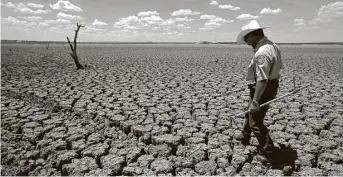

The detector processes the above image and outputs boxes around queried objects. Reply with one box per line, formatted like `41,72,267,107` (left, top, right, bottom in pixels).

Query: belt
248,79,279,89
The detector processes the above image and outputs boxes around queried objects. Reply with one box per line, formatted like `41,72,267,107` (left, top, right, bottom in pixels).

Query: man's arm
249,54,271,112
249,79,268,112
253,79,268,103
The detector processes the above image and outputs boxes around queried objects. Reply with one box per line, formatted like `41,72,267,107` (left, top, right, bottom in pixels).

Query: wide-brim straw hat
236,20,268,44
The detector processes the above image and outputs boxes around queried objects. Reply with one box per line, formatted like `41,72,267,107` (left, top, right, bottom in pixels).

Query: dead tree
67,23,85,70
46,40,51,50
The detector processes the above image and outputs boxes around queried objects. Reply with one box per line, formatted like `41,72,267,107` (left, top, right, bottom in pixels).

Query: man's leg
249,106,275,157
250,80,279,161
237,85,255,145
237,113,251,146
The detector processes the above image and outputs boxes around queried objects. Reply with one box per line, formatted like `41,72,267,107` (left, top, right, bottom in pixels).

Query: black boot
256,146,279,163
236,132,250,146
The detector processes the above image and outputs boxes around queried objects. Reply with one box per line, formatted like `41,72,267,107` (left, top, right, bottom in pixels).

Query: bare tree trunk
67,23,85,70
46,40,51,50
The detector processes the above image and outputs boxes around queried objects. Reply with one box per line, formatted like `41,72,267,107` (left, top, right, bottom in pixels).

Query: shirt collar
253,36,268,53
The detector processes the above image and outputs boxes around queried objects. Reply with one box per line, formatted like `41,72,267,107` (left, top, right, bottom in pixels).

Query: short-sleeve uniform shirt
246,36,283,84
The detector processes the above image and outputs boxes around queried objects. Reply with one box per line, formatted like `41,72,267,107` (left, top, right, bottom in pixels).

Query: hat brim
236,27,268,45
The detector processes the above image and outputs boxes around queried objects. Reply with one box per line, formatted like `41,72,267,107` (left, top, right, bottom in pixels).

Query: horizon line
1,39,343,45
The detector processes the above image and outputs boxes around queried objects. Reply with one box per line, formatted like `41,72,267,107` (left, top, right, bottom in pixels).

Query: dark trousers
242,79,279,156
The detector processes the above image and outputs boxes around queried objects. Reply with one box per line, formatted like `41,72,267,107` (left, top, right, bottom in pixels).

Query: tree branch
66,23,85,70
73,23,84,53
46,40,51,50
66,37,74,51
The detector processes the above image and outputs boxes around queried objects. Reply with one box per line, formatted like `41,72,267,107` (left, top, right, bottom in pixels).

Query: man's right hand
248,100,260,113
245,99,252,111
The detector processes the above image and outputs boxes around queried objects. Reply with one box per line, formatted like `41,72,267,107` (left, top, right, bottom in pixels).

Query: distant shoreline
1,40,343,45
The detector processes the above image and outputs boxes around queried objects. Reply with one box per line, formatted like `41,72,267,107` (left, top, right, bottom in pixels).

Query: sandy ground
1,43,343,176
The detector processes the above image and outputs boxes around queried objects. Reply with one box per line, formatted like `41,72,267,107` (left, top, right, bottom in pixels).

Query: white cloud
113,16,139,29
44,18,71,25
139,15,163,25
57,12,83,21
204,21,222,28
311,1,343,24
17,4,50,14
2,16,37,27
114,16,139,27
200,14,233,23
38,22,50,27
43,23,74,33
260,7,282,14
132,31,139,35
294,18,305,26
120,29,130,33
175,17,195,22
141,23,150,27
27,2,44,8
138,11,160,17
152,26,160,30
199,27,213,31
200,14,233,30
171,9,201,16
50,26,61,31
17,16,43,21
175,23,191,30
163,31,179,35
125,16,139,22
1,2,51,14
92,19,108,26
86,26,106,32
158,17,194,30
124,26,140,30
236,14,259,20
82,26,107,34
219,5,240,11
1,2,16,8
50,0,83,12
160,19,175,26
209,0,218,6
318,1,343,17
213,17,233,23
135,15,163,29
293,19,306,31
200,14,217,20
2,16,26,25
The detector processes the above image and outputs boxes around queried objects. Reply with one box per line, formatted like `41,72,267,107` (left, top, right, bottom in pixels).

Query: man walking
236,20,283,162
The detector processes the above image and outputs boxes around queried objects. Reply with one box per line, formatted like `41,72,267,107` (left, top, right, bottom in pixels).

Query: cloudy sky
1,0,343,42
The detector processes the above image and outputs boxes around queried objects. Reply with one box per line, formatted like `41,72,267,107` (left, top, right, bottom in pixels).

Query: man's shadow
265,143,298,175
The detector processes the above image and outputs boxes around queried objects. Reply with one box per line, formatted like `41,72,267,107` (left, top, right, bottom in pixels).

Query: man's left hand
249,100,260,113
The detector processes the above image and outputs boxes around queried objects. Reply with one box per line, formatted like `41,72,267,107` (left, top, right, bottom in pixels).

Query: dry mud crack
1,44,343,176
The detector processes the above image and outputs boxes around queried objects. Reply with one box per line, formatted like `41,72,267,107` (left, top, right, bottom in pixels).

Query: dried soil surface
1,44,343,176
